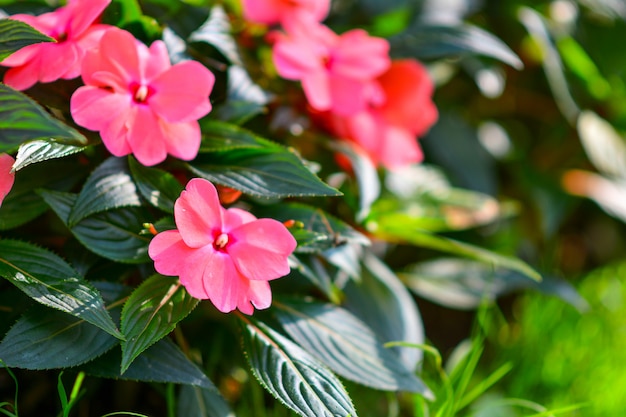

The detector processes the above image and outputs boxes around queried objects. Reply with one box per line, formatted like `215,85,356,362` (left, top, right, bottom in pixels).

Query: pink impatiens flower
0,154,15,208
242,0,330,26
272,20,390,116
70,28,215,166
1,0,112,90
319,60,438,169
148,178,297,314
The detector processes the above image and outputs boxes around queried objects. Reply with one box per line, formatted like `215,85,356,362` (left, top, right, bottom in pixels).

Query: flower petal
174,178,223,248
378,125,423,169
0,154,16,207
3,61,40,91
161,121,201,161
228,218,296,281
71,87,130,131
98,28,141,84
126,105,168,166
67,0,110,37
150,60,214,123
143,40,171,81
223,207,257,231
301,70,331,111
148,229,193,276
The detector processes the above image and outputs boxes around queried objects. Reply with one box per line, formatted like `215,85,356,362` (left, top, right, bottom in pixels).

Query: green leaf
0,84,87,152
188,148,341,198
39,190,152,263
212,65,268,124
0,19,54,61
128,156,183,212
0,239,122,339
189,5,241,65
329,141,380,221
368,218,541,281
81,338,217,390
390,23,523,69
274,299,432,396
343,252,425,370
69,157,142,226
199,120,269,152
241,317,358,417
177,385,235,417
256,203,369,253
577,110,626,180
0,157,86,230
120,275,199,374
399,258,588,312
13,140,86,171
0,282,128,369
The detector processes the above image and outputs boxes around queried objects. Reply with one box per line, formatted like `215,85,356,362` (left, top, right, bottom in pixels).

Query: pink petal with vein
150,61,214,123
228,218,297,281
174,178,223,248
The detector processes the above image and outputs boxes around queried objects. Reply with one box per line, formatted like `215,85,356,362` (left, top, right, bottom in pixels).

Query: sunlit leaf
275,299,432,396
188,148,341,198
120,275,199,374
241,317,357,417
0,240,122,339
577,110,626,180
189,5,241,65
13,140,85,171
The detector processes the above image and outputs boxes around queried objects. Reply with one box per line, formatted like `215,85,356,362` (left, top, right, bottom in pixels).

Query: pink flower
148,178,297,314
70,28,215,166
319,60,438,169
1,0,112,90
242,0,329,26
272,20,390,116
0,154,15,208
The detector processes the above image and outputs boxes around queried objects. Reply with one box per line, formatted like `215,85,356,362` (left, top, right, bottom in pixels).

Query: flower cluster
244,0,438,168
1,0,215,167
0,0,296,314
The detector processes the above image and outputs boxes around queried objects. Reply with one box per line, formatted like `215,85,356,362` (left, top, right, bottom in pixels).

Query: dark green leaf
13,140,86,171
189,5,241,65
188,148,341,198
329,141,380,221
0,282,128,369
177,385,235,417
200,120,268,152
343,252,425,370
390,23,523,69
0,84,87,152
128,156,183,212
242,318,357,417
81,338,217,390
39,190,152,263
212,66,269,124
120,275,199,374
0,18,54,61
0,157,86,230
69,157,142,226
256,203,369,254
0,239,122,339
275,299,432,396
288,255,339,303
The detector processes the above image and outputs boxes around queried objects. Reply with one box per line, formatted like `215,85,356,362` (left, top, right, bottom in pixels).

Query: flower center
214,233,229,250
134,85,150,103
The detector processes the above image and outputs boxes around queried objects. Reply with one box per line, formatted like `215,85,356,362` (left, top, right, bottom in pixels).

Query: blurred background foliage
1,0,626,415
